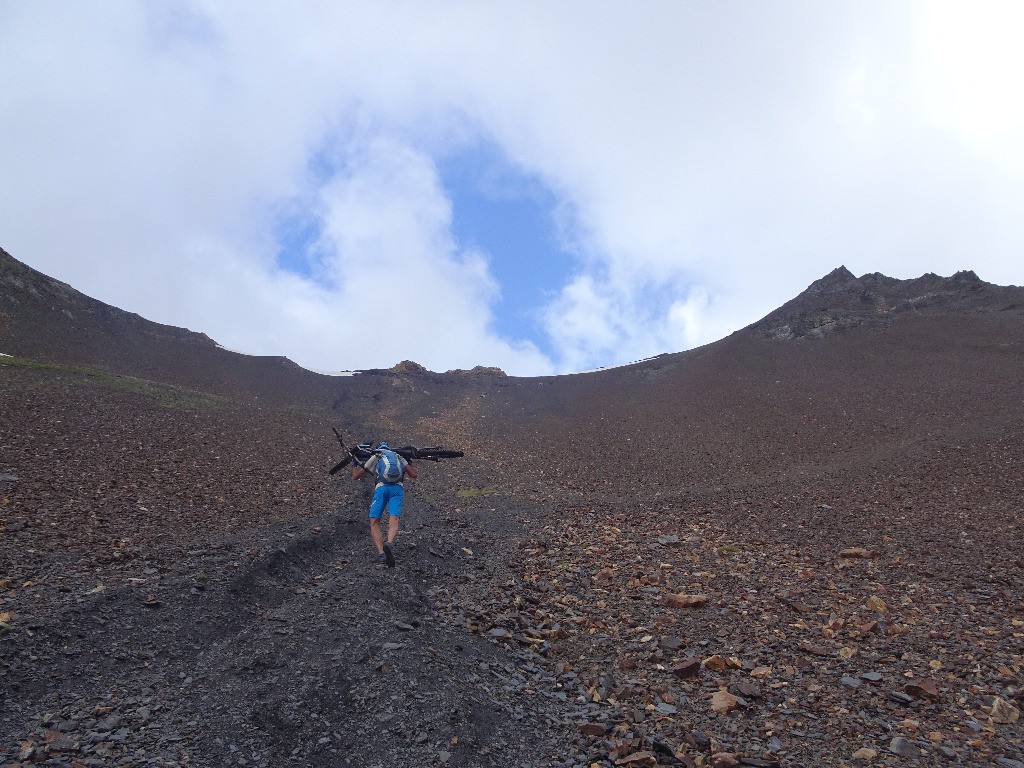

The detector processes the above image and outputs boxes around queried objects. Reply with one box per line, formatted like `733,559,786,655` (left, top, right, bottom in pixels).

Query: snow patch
215,343,252,355
305,368,359,377
577,355,661,375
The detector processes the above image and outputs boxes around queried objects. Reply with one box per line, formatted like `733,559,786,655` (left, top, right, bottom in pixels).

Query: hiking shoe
382,542,395,568
376,552,387,567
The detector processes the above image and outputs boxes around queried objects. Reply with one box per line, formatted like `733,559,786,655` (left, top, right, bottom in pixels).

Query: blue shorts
368,483,404,519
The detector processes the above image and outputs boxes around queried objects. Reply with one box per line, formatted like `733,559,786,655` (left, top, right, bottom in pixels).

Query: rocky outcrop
390,359,429,374
446,365,507,377
751,266,1023,340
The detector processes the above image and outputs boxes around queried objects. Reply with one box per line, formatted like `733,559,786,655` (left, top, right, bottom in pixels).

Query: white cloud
1,2,1022,377
304,134,554,373
544,276,620,373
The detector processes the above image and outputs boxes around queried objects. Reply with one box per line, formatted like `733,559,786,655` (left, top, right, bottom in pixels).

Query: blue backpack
376,449,404,484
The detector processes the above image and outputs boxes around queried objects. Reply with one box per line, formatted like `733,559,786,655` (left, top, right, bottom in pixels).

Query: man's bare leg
370,518,385,554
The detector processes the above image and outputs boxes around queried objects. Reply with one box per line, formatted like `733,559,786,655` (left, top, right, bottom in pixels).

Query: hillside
1,247,1022,767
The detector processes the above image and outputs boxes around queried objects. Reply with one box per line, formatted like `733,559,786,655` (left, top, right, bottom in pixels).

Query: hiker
352,442,417,567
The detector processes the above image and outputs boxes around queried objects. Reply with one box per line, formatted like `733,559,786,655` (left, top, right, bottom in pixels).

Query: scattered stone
689,731,711,750
840,547,876,558
652,740,676,758
888,691,916,705
615,751,657,766
710,753,740,768
989,697,1021,725
861,671,883,683
855,619,878,635
579,723,606,737
711,690,739,714
889,737,922,758
904,678,940,701
797,640,830,657
841,676,862,689
703,654,728,671
672,657,702,679
731,680,761,699
866,595,888,613
659,635,683,651
666,593,709,609
852,747,877,761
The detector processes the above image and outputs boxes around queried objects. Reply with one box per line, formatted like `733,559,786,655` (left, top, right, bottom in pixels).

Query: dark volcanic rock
446,365,507,377
3,249,1024,766
751,265,1024,339
391,359,429,374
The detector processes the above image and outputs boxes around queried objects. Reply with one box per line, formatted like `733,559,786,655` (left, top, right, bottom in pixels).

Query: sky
1,2,1023,376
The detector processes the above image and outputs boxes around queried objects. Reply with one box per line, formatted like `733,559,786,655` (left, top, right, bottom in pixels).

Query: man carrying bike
352,442,417,567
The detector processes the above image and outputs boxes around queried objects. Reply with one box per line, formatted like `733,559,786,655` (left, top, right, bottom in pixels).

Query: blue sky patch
439,142,575,355
272,138,576,359
274,206,322,280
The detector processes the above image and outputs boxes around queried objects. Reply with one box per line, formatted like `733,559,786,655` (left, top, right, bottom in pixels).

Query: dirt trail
0,361,567,766
2,472,570,766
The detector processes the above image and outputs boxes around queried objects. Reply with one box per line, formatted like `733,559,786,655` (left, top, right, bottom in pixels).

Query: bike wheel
328,455,353,475
417,448,464,459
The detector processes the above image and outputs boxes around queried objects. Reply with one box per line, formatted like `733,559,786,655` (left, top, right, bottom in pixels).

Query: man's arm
400,455,417,481
352,455,376,480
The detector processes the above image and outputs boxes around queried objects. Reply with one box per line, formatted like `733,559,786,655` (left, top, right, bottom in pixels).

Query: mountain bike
328,428,464,475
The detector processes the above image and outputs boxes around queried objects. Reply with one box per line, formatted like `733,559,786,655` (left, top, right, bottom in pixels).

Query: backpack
376,449,404,484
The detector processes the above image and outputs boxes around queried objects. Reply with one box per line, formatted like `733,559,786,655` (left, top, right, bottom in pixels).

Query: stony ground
0,359,567,767
2,321,1023,768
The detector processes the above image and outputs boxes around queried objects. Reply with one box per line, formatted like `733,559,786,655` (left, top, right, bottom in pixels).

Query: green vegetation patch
456,486,498,499
0,354,224,411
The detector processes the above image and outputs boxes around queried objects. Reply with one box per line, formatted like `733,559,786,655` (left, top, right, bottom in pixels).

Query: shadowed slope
3,249,1023,765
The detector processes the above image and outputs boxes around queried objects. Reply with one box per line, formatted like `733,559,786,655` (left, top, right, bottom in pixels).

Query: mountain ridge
750,264,1022,341
2,244,1022,765
4,245,1021,382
